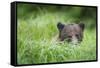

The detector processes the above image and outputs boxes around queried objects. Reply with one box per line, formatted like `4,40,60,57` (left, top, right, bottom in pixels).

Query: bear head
57,22,85,45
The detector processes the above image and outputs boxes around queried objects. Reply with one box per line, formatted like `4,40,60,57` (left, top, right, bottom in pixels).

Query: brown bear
57,22,85,45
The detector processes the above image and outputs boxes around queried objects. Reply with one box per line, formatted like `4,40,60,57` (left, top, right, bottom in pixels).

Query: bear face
57,22,85,44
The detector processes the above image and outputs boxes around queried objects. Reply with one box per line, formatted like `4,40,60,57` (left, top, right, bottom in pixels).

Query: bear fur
57,22,85,44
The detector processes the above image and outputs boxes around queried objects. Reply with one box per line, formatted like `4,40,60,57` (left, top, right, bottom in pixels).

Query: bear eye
76,34,79,37
68,36,72,38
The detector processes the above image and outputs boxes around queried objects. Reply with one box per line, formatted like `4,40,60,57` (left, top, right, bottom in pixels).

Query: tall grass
17,4,96,65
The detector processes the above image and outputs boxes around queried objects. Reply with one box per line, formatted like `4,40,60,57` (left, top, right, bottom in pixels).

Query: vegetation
17,3,97,64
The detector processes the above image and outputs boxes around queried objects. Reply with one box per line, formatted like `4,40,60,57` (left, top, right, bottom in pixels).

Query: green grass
17,6,96,65
17,20,96,65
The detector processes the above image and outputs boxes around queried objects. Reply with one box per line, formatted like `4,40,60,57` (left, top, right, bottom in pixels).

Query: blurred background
17,3,97,29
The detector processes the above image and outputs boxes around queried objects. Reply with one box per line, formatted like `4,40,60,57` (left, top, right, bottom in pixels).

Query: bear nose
71,36,78,45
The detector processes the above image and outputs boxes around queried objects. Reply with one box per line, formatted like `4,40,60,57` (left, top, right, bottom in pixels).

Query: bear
57,22,85,45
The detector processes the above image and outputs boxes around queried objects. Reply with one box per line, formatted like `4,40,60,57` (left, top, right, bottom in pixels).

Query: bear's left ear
57,22,65,32
79,23,85,31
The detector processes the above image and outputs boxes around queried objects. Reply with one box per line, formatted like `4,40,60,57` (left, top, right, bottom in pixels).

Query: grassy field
17,4,97,65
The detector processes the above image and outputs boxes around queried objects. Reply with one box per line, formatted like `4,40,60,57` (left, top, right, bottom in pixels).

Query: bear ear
57,22,65,31
79,23,85,31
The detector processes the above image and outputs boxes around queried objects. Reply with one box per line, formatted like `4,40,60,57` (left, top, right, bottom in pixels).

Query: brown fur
57,22,85,44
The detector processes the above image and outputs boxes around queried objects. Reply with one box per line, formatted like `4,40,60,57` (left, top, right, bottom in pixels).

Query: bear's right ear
79,23,85,31
57,22,65,32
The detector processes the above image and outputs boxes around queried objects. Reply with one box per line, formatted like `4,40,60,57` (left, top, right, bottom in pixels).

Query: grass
17,5,97,65
17,20,96,64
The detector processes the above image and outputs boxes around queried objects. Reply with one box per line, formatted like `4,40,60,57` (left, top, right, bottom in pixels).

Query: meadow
17,3,97,64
